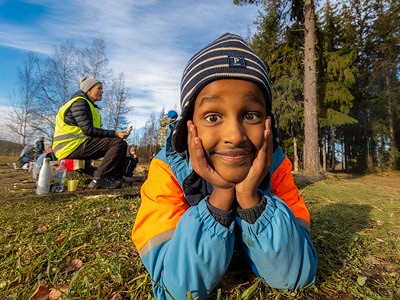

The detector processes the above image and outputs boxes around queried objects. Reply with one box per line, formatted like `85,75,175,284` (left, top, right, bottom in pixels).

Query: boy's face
193,79,267,183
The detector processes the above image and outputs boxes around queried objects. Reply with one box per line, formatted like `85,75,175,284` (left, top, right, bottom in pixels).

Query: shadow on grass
311,203,373,283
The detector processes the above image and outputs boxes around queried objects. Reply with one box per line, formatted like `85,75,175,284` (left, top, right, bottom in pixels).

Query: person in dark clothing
123,145,139,181
35,136,45,156
52,77,130,189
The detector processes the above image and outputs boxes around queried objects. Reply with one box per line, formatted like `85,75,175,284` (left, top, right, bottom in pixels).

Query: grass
0,155,399,299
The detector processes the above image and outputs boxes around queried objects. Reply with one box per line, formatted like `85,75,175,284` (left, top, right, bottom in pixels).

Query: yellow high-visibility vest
52,96,101,159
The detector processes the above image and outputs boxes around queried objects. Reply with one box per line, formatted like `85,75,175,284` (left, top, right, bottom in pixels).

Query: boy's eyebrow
243,93,266,106
198,95,220,106
198,93,266,107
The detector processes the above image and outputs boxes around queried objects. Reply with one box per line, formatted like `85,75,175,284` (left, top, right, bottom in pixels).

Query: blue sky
0,0,261,137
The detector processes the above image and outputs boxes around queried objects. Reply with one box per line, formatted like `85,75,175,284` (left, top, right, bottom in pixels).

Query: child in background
123,145,139,182
132,33,318,299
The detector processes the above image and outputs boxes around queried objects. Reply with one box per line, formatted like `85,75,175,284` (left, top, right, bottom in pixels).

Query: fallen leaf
110,293,122,300
376,220,385,226
357,275,367,286
30,280,50,300
129,203,135,211
69,258,83,271
36,226,48,233
60,258,83,274
49,288,61,300
48,285,68,299
54,234,67,246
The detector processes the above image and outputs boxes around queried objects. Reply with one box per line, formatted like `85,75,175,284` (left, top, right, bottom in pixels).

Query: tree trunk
386,76,397,169
293,136,299,172
322,133,327,171
366,108,374,171
331,127,335,170
303,0,321,176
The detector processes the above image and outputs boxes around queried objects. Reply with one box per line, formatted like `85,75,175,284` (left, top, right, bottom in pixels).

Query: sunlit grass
0,159,399,299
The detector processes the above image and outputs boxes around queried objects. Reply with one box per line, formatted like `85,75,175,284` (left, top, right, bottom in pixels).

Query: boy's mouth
211,149,253,164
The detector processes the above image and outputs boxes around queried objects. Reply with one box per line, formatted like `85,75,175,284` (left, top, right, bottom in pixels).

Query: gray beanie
171,32,274,154
80,77,101,93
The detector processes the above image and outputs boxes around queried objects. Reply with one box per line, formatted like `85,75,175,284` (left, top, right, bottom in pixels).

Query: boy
132,33,318,299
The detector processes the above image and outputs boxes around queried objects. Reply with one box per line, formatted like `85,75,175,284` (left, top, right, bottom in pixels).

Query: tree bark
366,108,374,171
293,136,299,172
386,75,397,169
303,0,321,176
331,127,335,170
322,133,327,171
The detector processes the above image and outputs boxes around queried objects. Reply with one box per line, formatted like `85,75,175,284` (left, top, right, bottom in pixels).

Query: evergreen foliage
235,0,399,172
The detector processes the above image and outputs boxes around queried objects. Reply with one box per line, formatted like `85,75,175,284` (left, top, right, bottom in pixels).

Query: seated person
123,145,139,182
35,136,45,157
17,145,35,169
52,77,130,189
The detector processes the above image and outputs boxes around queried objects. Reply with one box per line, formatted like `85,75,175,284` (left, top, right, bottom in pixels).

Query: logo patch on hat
228,56,246,68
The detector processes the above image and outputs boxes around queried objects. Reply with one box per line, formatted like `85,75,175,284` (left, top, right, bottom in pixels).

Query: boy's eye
204,114,221,123
244,112,261,121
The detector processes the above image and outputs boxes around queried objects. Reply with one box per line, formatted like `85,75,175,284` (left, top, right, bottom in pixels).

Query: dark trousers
68,137,127,180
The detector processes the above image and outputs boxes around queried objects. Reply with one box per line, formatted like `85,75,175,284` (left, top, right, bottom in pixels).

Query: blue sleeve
235,194,318,290
141,199,235,299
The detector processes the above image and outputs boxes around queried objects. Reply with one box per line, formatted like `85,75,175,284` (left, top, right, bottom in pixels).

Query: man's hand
115,130,130,139
187,121,235,211
235,117,273,209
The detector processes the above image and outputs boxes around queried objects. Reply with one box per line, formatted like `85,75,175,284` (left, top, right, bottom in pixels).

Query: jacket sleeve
132,158,235,299
235,153,317,290
67,99,115,137
236,194,317,290
271,156,311,230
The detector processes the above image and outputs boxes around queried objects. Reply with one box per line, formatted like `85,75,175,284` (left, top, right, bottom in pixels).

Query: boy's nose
223,120,247,146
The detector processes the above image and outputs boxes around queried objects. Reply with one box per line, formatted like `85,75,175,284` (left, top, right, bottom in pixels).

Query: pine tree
235,0,321,175
318,0,358,171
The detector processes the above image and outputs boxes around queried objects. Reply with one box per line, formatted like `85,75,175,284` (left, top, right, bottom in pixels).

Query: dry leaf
129,203,135,211
30,280,50,300
57,285,68,293
376,220,385,225
110,293,122,300
69,258,83,271
54,234,67,246
49,288,61,300
60,258,83,274
36,226,48,233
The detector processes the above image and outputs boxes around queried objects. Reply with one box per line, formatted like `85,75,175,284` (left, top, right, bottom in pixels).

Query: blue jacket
132,124,318,299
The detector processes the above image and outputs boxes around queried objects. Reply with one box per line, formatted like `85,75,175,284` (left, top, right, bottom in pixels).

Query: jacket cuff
237,196,267,224
206,199,234,228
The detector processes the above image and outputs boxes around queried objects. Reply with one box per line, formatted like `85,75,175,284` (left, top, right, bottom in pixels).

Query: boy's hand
235,117,273,209
187,121,235,211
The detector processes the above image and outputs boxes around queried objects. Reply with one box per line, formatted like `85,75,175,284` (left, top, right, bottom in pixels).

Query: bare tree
31,40,79,141
7,53,43,145
102,72,131,130
79,36,111,81
137,113,159,161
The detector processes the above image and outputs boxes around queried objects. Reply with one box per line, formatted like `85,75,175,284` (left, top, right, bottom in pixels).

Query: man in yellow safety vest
53,77,130,189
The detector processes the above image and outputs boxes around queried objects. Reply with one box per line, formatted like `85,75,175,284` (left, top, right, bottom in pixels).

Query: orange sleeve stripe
271,157,310,224
132,158,189,251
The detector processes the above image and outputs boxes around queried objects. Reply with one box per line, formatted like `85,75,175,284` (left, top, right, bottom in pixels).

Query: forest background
1,0,398,175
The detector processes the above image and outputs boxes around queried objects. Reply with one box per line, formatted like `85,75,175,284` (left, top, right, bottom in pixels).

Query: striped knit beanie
172,32,274,154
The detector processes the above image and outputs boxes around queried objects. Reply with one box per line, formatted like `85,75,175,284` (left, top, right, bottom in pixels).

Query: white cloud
0,0,260,129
